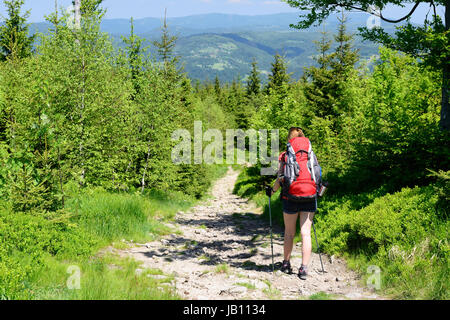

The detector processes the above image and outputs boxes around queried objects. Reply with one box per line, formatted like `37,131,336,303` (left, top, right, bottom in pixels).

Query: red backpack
280,137,322,202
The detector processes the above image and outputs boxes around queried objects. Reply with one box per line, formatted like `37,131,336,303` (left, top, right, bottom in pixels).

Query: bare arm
269,161,283,196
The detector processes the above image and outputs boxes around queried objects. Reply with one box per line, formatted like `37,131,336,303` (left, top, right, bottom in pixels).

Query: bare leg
283,212,299,261
299,211,315,266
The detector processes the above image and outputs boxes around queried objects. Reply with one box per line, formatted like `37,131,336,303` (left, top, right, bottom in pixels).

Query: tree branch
379,1,421,23
332,1,422,24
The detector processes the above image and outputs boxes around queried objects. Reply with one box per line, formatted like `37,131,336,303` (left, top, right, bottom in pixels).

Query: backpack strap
308,141,317,184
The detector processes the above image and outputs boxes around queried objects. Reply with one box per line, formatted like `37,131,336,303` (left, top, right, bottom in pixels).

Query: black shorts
282,199,317,214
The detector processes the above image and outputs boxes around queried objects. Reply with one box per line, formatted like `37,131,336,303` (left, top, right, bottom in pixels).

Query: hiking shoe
298,266,308,280
280,260,292,274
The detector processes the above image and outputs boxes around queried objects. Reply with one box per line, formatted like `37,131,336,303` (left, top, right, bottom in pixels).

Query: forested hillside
28,12,388,82
0,0,448,300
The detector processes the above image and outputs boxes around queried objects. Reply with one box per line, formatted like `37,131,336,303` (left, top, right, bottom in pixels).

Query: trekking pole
313,196,325,273
268,194,275,274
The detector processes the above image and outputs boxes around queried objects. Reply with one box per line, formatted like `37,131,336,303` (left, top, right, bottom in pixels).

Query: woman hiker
266,127,321,280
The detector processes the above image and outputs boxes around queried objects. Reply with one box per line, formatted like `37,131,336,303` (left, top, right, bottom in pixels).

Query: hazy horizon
0,0,445,24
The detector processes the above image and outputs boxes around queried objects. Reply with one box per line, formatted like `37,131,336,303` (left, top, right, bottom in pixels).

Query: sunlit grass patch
215,263,230,274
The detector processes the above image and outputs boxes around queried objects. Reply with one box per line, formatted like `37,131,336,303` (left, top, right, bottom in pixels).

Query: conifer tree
265,53,290,96
122,17,145,99
214,75,221,96
153,8,179,74
302,29,335,120
303,16,360,130
330,11,360,120
0,0,35,61
331,11,359,79
246,59,261,97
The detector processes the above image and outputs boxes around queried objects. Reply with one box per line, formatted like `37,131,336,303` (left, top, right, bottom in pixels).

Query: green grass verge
0,164,231,300
308,292,335,300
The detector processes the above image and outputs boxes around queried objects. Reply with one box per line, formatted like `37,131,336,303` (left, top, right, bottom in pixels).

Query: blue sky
0,0,445,23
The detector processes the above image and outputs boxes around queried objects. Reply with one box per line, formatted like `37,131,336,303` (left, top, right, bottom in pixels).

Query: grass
263,281,282,300
251,234,263,242
0,165,232,300
0,188,193,300
235,282,256,290
215,263,231,274
184,240,198,249
66,189,194,245
309,292,335,300
198,254,211,262
31,253,179,300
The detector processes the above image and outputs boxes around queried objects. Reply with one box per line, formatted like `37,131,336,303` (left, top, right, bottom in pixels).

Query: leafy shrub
428,169,450,219
316,185,448,299
0,240,31,300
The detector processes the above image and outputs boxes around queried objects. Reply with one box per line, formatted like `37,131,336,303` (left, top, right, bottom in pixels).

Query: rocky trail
118,168,382,300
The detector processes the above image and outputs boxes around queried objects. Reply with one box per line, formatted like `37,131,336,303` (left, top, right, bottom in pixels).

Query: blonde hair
288,127,305,141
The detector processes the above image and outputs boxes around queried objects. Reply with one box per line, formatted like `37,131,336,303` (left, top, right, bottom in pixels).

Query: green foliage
309,291,334,300
121,18,146,99
153,10,179,67
0,1,234,300
342,48,444,191
0,185,195,300
235,166,449,299
316,186,449,299
302,16,360,130
246,59,261,97
358,14,449,71
235,17,448,299
0,0,35,61
68,191,167,243
265,53,291,97
428,169,450,219
285,0,449,131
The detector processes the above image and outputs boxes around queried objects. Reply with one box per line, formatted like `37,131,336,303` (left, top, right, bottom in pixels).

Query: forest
0,0,448,300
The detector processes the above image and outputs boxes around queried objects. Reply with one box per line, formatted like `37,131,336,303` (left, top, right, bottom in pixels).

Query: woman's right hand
265,186,274,197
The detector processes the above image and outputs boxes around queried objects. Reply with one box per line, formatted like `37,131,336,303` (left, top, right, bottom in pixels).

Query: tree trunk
441,2,450,131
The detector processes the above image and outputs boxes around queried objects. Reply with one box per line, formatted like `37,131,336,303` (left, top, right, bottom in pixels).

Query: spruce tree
0,0,35,61
331,11,359,79
153,8,179,75
122,17,145,99
302,30,335,120
246,59,261,97
303,16,360,130
214,75,221,96
265,53,290,96
330,11,360,121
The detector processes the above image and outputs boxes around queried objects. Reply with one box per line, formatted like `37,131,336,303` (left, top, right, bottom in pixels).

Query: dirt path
119,167,381,300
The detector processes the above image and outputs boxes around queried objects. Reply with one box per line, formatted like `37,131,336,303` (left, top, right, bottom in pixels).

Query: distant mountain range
28,12,400,83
